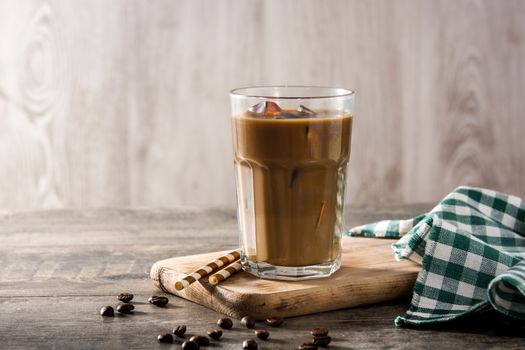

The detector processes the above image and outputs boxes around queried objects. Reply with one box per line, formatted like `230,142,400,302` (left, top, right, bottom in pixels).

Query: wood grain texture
0,207,524,349
151,238,420,319
0,0,524,209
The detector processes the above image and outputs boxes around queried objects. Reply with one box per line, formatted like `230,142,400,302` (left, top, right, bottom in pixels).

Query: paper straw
208,261,242,285
174,250,240,290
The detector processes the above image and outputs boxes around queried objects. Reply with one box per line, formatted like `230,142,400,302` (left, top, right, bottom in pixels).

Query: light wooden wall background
0,0,524,209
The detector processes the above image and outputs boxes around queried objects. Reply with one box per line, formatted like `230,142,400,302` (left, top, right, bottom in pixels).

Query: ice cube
297,105,317,116
248,101,282,117
276,105,317,119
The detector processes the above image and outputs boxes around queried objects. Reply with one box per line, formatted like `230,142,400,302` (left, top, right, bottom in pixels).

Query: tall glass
230,86,355,280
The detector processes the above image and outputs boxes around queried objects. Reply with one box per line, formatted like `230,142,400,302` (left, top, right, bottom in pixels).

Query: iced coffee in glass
230,86,354,280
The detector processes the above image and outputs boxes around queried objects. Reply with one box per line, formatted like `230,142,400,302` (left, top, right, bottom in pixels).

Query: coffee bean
99,306,114,317
157,333,173,343
117,292,133,303
313,335,332,347
116,303,134,314
266,317,283,327
241,315,255,329
217,317,233,329
148,295,169,307
182,340,200,350
242,339,258,349
254,329,269,340
189,335,209,346
173,325,187,337
207,329,223,340
299,342,318,350
310,327,329,337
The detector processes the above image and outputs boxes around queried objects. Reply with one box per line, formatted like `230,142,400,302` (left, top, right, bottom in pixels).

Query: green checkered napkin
347,186,525,326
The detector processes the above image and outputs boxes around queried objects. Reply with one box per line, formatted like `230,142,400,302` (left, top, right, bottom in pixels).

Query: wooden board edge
225,271,419,319
150,260,420,319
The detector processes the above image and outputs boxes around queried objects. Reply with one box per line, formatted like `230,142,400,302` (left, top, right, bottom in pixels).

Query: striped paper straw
174,250,240,290
208,261,242,285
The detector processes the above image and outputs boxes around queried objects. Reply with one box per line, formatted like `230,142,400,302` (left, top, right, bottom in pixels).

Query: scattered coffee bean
116,303,134,314
148,295,169,307
310,327,329,337
207,329,223,340
182,340,200,350
173,325,187,337
299,342,318,350
242,338,258,349
99,306,114,317
189,335,209,347
266,317,283,327
117,292,133,303
217,317,233,329
241,315,256,329
313,335,332,347
157,333,173,343
254,329,269,340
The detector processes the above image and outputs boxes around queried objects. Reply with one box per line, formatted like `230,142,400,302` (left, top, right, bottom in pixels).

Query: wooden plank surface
0,0,524,209
0,207,524,349
151,238,420,319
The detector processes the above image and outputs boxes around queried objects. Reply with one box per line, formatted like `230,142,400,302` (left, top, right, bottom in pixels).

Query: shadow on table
401,309,525,337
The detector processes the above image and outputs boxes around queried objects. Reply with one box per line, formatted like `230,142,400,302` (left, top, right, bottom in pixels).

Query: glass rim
230,85,355,100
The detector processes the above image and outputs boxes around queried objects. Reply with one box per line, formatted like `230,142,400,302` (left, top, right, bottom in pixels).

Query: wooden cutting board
150,237,419,319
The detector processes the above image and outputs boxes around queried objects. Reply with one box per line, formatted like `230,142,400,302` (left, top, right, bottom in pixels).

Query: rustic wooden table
1,207,524,349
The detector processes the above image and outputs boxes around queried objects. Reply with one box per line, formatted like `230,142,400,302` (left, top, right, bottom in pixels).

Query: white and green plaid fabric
347,186,525,326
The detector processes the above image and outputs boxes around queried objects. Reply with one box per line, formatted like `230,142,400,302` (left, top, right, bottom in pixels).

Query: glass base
240,255,341,281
